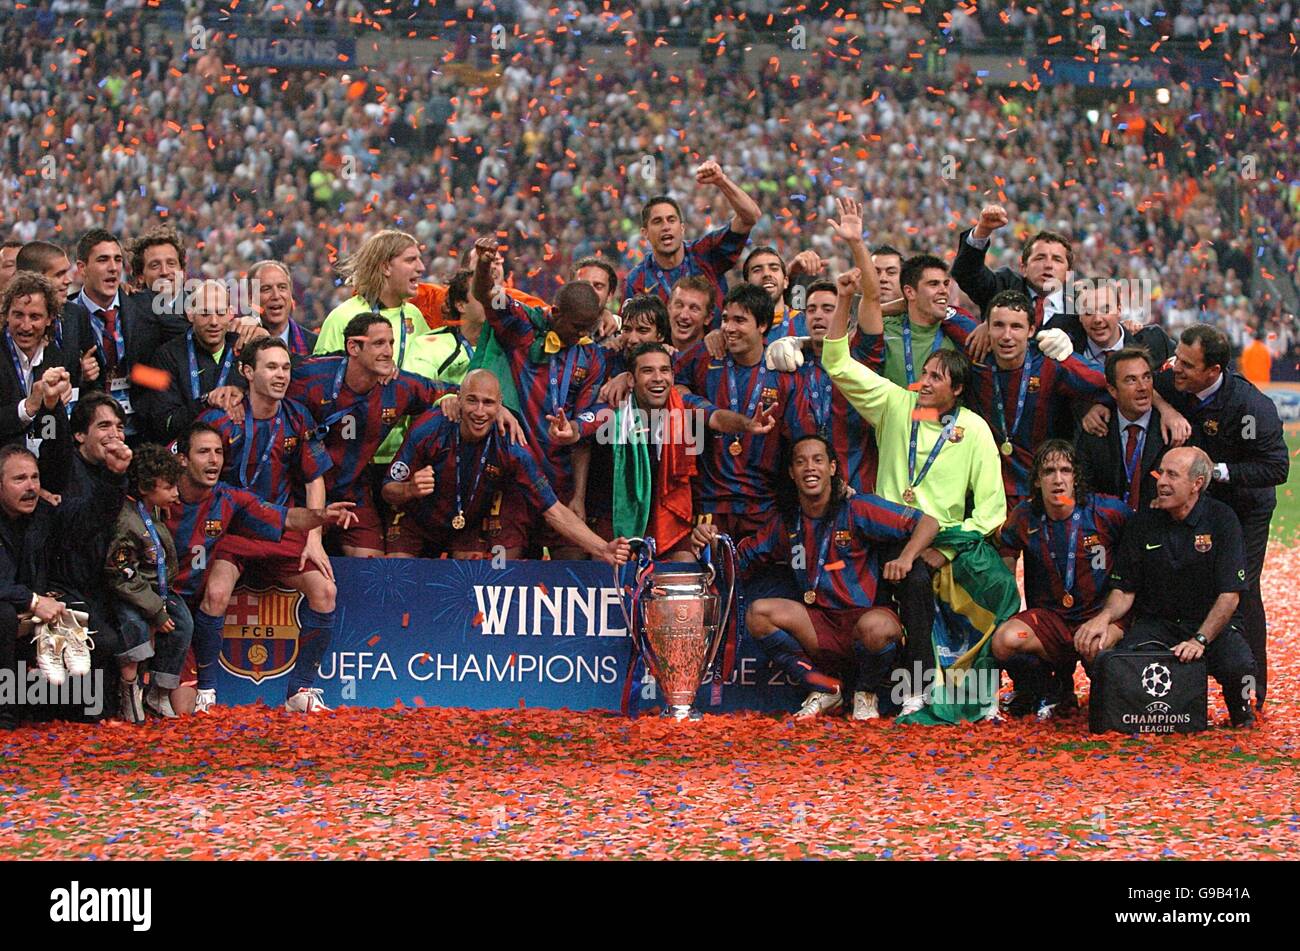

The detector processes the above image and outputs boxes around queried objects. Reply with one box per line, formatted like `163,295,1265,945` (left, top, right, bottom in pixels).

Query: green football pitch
1271,431,1300,543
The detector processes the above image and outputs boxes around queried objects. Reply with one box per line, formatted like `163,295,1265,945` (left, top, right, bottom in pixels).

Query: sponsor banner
1033,57,1223,89
216,558,795,712
225,31,356,68
1261,382,1300,429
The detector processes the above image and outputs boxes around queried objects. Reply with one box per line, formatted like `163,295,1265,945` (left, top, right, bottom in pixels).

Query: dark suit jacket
133,330,247,444
1077,406,1168,511
62,290,161,389
952,227,1086,346
0,340,73,454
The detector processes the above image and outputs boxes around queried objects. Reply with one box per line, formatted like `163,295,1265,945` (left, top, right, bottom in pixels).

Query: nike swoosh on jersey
1145,543,1162,550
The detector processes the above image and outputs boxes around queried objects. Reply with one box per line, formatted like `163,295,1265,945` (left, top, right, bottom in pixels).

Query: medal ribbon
186,329,235,401
901,317,943,385
1040,508,1081,604
907,408,960,491
135,498,168,601
454,426,494,519
991,362,1031,448
238,405,285,490
799,509,836,603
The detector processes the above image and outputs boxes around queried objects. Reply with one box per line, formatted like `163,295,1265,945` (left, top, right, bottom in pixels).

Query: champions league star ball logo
1141,662,1172,698
388,460,410,482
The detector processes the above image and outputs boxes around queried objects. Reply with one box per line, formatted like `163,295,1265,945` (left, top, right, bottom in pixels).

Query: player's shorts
1013,607,1130,668
387,490,524,557
807,604,900,662
213,530,321,586
326,500,385,553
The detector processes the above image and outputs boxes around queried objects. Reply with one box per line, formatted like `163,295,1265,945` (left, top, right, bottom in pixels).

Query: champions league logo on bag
220,587,303,683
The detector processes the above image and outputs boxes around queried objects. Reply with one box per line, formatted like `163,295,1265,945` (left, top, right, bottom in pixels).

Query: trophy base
662,704,703,721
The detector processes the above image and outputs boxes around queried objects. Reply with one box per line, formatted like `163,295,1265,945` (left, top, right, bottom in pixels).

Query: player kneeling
993,440,1130,719
693,435,938,720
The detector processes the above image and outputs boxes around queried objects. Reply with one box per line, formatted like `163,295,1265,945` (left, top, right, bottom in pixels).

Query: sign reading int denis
216,558,793,713
226,32,356,68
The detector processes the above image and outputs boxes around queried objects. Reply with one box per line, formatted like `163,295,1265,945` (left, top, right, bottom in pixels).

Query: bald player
384,369,630,563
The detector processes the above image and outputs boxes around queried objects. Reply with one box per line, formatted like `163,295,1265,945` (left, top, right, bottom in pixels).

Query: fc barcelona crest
834,530,853,548
204,519,223,537
1203,419,1219,436
1195,534,1213,553
220,586,303,683
949,426,965,443
1027,376,1041,393
381,406,398,423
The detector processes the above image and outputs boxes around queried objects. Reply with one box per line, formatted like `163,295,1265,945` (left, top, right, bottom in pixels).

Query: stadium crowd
0,2,1294,729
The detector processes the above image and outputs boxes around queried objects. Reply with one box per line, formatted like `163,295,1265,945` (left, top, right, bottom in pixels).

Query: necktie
1033,294,1046,330
1124,423,1143,505
100,306,119,374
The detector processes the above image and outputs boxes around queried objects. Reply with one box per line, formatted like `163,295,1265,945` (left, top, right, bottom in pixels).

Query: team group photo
1,0,1298,886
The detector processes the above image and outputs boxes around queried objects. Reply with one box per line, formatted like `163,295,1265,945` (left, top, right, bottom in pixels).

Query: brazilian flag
465,325,523,416
898,527,1021,725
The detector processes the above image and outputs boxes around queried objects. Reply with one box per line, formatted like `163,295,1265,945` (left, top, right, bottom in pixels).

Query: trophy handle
702,533,738,675
615,537,657,716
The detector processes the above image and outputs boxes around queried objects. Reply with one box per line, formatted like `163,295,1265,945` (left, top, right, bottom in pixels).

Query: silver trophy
620,539,736,721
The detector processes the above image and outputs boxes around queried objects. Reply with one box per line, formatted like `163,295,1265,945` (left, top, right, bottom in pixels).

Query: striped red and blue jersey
485,297,607,501
625,225,748,322
287,355,454,507
765,305,807,343
198,397,331,507
738,495,924,611
674,341,794,516
165,483,287,601
998,496,1131,624
384,409,559,526
782,333,885,493
956,346,1107,501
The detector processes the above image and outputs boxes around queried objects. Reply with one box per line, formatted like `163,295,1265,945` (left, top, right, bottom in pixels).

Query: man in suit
952,203,1080,342
1078,348,1169,511
61,229,154,424
134,280,247,444
1074,278,1174,367
250,260,317,359
0,272,74,457
1156,323,1289,710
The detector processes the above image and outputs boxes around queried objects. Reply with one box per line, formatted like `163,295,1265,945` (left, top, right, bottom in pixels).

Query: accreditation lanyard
4,331,32,393
907,409,959,491
1041,509,1082,603
1122,425,1148,506
799,509,836,604
135,499,168,600
186,330,234,401
901,317,943,385
454,427,494,518
370,300,409,368
548,347,579,416
239,406,284,490
806,363,831,436
315,358,395,437
726,357,767,422
991,362,1031,447
90,308,126,366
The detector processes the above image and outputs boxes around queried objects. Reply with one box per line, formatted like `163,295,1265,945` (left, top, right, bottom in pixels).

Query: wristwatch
29,592,39,612
1193,633,1209,648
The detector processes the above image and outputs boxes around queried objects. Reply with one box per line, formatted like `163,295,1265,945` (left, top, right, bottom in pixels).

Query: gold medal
729,439,743,456
902,487,916,504
451,512,466,530
803,590,817,605
1000,440,1013,456
1062,593,1074,609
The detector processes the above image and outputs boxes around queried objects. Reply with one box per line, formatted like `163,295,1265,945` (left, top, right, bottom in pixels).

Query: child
104,444,194,721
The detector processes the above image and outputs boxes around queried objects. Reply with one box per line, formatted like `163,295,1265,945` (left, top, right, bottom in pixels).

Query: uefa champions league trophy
615,536,738,720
